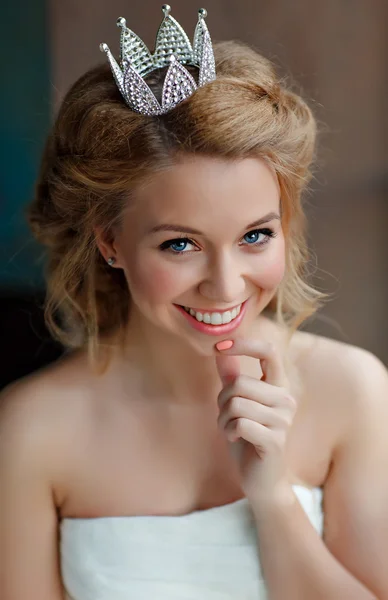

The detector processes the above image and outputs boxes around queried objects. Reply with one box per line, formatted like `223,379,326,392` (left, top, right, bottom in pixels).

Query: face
112,155,286,355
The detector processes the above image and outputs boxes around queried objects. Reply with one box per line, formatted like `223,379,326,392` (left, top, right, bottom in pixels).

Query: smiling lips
183,303,242,325
175,301,248,336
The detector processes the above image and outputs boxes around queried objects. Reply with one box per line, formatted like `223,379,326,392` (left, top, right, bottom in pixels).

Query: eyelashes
159,237,196,253
159,228,277,254
242,228,275,245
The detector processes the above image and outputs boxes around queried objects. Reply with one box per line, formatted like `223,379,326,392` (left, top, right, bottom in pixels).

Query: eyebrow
148,211,281,236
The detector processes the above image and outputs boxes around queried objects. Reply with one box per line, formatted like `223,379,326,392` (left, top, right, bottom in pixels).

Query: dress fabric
60,485,324,600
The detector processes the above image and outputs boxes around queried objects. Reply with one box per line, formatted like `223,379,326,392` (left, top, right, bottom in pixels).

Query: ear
94,226,122,268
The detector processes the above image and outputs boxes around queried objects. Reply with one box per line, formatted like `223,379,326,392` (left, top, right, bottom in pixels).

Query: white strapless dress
60,485,324,600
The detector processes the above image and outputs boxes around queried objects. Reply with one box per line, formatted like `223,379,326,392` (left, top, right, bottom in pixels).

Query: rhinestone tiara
99,4,216,116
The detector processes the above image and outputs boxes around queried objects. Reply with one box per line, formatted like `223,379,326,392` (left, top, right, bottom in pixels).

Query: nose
198,250,246,304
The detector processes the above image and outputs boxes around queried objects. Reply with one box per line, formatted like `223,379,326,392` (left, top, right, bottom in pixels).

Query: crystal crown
99,4,216,116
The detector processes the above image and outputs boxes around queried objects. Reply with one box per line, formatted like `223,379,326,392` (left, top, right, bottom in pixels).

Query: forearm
251,487,377,600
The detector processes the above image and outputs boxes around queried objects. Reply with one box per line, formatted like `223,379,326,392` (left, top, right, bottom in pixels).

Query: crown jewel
100,5,216,116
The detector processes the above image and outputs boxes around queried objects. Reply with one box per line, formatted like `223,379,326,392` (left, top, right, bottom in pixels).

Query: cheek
253,240,286,289
144,268,179,301
125,253,188,303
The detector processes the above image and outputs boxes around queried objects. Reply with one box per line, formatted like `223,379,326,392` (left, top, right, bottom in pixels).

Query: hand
215,338,297,504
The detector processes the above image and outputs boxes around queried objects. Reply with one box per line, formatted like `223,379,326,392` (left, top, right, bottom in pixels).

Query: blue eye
170,240,188,252
159,238,196,253
242,228,275,246
244,231,261,244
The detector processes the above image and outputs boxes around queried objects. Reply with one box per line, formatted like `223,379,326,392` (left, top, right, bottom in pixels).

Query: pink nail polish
216,340,234,351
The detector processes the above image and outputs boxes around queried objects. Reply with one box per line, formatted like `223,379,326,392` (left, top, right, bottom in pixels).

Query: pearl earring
107,257,116,266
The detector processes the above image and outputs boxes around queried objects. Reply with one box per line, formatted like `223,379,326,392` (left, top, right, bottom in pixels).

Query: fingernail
215,340,234,351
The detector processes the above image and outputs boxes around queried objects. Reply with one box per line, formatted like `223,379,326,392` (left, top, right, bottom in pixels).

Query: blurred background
1,0,387,390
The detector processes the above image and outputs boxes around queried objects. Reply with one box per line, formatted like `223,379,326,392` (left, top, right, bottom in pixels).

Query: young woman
0,6,387,600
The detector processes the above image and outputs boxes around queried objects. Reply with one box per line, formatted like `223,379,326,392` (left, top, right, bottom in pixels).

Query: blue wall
0,0,50,291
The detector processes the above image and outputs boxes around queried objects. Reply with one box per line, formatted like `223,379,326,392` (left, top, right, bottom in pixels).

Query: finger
217,395,284,430
217,376,291,411
225,418,271,446
215,354,240,386
216,338,286,387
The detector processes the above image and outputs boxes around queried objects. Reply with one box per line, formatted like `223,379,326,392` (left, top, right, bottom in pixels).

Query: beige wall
49,0,388,362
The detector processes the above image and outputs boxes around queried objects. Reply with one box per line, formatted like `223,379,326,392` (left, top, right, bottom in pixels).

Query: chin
183,336,223,357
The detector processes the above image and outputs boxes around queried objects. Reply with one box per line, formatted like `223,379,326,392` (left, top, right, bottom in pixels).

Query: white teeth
210,313,222,325
222,311,232,324
183,304,242,325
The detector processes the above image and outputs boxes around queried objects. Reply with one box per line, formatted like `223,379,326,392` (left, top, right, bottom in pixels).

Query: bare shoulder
290,329,388,423
0,350,95,426
0,351,98,501
291,329,387,388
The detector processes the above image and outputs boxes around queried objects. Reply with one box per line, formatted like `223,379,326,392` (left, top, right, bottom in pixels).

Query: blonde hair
28,41,326,365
